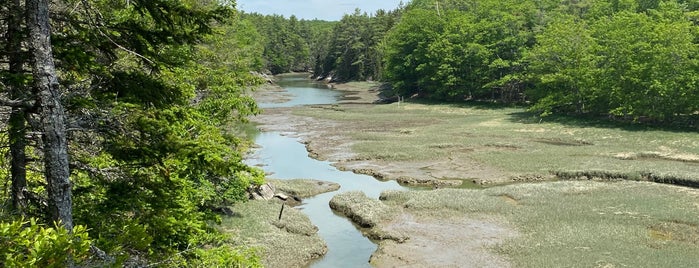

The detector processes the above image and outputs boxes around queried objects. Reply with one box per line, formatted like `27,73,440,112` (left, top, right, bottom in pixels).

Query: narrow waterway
258,75,343,108
246,74,407,267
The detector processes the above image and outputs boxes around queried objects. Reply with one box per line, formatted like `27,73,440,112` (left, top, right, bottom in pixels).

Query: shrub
0,218,91,267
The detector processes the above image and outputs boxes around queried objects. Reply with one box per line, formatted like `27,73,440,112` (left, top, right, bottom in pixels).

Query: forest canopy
249,0,699,123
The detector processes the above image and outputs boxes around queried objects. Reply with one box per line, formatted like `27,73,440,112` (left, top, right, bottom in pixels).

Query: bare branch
0,97,35,108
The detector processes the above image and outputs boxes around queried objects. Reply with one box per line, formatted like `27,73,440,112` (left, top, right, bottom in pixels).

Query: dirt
249,80,517,267
370,214,517,268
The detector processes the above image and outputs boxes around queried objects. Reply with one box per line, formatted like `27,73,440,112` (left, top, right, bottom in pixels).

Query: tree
245,14,313,74
526,16,600,115
383,8,445,97
2,0,267,264
317,8,400,81
594,4,699,120
3,0,30,215
27,0,73,231
423,11,490,100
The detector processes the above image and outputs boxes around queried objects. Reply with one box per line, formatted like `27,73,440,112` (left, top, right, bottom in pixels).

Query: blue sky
236,0,405,21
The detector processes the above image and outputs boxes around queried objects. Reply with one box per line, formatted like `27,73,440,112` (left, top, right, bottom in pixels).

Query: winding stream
247,74,406,267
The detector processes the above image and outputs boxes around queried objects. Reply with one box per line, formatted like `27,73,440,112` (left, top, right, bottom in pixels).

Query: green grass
329,191,396,228
379,180,699,267
288,92,699,266
219,200,326,268
294,102,699,182
335,81,382,91
267,179,340,198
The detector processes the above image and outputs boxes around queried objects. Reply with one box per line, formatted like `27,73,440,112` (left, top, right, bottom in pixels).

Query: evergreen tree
1,0,266,265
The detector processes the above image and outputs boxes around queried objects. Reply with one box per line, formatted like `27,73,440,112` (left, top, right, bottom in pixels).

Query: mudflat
247,80,699,267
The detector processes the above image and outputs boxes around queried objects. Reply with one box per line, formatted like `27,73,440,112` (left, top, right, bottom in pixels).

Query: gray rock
249,183,276,200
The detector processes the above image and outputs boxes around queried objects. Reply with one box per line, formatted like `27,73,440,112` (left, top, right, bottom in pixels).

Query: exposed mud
249,81,518,267
369,214,517,268
252,104,511,186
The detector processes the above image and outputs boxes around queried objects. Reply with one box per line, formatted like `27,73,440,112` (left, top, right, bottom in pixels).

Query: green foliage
526,16,600,115
185,246,262,268
0,133,8,191
244,14,323,73
74,101,265,255
527,1,699,120
383,8,445,97
383,0,536,101
1,0,266,264
244,8,398,80
0,219,92,267
316,9,400,81
592,3,699,120
378,0,699,122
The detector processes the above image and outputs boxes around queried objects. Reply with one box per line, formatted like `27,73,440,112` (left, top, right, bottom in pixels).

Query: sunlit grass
291,91,699,266
379,180,699,267
219,200,326,268
267,179,340,198
294,102,699,182
329,191,397,228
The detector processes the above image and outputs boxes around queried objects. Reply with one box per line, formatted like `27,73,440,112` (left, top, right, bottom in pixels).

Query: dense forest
252,0,699,123
1,0,265,266
2,0,699,266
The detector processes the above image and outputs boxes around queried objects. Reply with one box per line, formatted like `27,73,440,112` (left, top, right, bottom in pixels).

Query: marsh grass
287,89,699,266
334,81,381,91
267,178,340,198
329,191,397,228
380,181,699,267
219,200,326,268
294,102,699,182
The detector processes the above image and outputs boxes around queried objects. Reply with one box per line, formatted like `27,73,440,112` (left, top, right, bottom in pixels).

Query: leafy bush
0,219,91,267
185,245,262,268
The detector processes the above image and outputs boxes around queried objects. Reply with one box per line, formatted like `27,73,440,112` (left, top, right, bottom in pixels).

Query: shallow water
258,75,343,108
247,74,406,267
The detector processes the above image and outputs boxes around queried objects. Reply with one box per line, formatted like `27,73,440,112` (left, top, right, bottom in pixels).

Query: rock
249,183,276,200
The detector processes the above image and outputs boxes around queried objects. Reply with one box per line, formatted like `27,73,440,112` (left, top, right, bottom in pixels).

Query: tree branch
79,0,155,65
0,97,35,109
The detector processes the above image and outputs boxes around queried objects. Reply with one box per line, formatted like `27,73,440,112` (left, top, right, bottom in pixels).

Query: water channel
246,74,407,267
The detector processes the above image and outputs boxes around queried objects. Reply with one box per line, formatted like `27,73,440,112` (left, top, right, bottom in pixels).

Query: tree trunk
27,0,73,231
6,0,29,215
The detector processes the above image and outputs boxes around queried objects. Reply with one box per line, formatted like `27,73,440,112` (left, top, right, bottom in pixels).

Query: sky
236,0,405,21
